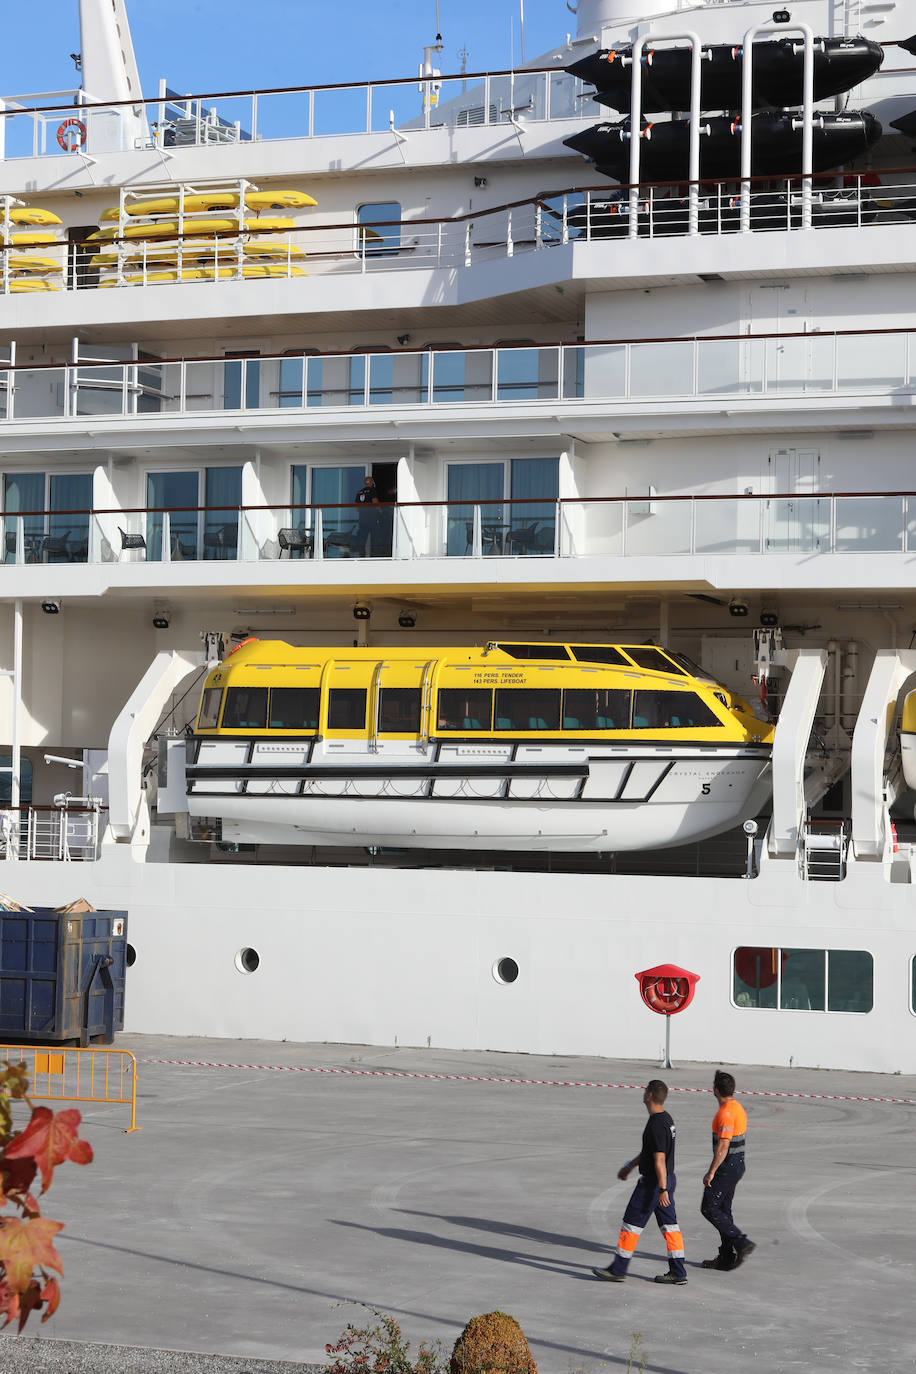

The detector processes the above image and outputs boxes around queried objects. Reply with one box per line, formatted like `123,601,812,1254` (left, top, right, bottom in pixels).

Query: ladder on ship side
801,820,848,881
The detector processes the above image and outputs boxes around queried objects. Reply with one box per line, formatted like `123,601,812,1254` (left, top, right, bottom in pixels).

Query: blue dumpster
0,907,128,1045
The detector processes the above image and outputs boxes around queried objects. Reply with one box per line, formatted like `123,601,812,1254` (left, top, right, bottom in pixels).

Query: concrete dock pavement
1,1036,914,1373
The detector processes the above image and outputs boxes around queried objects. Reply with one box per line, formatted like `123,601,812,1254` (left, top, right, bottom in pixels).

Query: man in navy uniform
592,1079,687,1285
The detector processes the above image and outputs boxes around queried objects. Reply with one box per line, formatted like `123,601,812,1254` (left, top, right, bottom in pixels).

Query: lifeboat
564,111,882,182
183,639,773,854
890,109,916,138
99,189,316,220
901,691,916,790
568,37,884,113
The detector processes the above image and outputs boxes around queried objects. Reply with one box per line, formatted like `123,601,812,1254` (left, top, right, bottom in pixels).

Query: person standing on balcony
354,474,380,555
591,1079,687,1286
700,1070,755,1271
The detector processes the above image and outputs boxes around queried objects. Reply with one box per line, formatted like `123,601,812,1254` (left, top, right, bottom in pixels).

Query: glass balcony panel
12,369,66,419
623,500,691,555
547,72,582,120
694,499,761,554
836,332,906,389
252,90,310,141
834,496,904,552
581,345,626,399
766,336,833,394
184,360,218,412
577,501,624,557
907,495,916,551
697,340,745,396
369,83,425,133
313,85,369,136
432,350,493,403
75,364,124,416
496,348,558,401
561,347,584,399
509,72,547,122
763,496,829,552
630,342,694,398
306,355,365,406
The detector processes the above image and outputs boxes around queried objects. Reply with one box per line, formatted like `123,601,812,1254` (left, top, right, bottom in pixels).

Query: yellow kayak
88,217,296,241
99,189,316,221
0,230,59,246
92,239,306,268
7,208,62,226
99,264,307,286
8,278,61,292
5,255,62,273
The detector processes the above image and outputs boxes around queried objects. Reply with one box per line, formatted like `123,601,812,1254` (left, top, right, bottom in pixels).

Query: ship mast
77,0,147,146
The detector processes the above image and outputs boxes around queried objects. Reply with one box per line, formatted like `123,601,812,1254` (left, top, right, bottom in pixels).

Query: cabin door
763,448,824,552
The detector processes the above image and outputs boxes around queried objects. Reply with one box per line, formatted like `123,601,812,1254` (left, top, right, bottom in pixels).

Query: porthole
125,943,137,968
493,956,519,985
235,947,260,974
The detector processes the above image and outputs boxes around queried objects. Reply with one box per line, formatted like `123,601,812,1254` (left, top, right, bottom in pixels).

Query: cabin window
494,689,561,731
436,688,493,732
563,688,632,731
734,947,872,1014
632,691,723,729
497,644,570,661
222,687,268,730
357,202,401,257
379,688,422,733
198,687,223,729
328,688,366,730
269,687,319,731
572,646,631,666
624,647,686,674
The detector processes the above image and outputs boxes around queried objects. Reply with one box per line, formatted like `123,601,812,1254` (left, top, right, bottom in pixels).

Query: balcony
3,492,916,574
1,328,914,429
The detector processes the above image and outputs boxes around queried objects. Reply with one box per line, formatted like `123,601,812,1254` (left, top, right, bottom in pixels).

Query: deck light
398,610,417,628
728,598,749,618
353,603,371,620
41,600,60,615
760,610,779,627
152,614,170,629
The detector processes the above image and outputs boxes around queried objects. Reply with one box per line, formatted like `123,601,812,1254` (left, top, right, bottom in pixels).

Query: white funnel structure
78,0,148,150
574,0,673,38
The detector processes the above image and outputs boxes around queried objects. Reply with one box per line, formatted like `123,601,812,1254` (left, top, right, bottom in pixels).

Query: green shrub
450,1311,537,1374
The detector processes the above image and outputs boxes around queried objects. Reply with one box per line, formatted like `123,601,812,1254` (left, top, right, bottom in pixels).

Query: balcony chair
278,527,314,559
41,532,71,562
505,520,555,555
323,523,362,557
118,526,147,557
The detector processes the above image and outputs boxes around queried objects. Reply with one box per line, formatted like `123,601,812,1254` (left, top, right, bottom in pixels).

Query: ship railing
0,803,103,862
2,325,916,421
0,66,588,162
2,492,916,565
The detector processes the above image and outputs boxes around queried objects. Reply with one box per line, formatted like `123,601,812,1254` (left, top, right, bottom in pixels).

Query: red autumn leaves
0,1066,92,1331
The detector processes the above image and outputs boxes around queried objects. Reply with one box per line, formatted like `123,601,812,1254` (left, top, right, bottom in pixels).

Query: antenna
520,0,526,64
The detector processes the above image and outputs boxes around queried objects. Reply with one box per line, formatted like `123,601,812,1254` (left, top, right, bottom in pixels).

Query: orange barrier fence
0,1045,139,1133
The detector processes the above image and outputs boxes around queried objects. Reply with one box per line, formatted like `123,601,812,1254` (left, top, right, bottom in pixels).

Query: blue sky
2,1,568,101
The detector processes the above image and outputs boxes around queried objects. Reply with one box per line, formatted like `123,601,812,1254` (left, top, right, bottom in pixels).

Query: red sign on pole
635,963,700,1016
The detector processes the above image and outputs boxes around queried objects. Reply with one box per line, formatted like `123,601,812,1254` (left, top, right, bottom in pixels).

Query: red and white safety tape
138,1057,916,1106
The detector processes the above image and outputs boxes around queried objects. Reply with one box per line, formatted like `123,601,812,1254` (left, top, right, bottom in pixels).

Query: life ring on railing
890,822,899,854
57,118,87,152
227,636,258,655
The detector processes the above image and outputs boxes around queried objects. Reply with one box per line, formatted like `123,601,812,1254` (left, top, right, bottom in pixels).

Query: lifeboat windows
379,688,422,733
571,646,631,666
222,687,268,730
623,647,687,675
269,687,319,731
494,689,561,731
496,643,570,661
633,691,724,729
563,688,632,731
436,688,493,732
328,688,367,731
198,687,223,730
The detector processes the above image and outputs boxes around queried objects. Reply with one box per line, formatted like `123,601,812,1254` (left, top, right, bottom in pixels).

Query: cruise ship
2,0,916,1072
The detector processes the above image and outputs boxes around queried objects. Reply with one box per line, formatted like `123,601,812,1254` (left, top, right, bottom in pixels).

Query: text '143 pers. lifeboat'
183,639,774,854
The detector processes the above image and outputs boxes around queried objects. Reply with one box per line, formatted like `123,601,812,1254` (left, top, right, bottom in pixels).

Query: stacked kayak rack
564,34,884,184
86,181,315,287
0,200,65,292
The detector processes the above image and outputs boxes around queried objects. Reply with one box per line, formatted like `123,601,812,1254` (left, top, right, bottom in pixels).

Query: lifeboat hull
570,37,883,113
186,742,771,853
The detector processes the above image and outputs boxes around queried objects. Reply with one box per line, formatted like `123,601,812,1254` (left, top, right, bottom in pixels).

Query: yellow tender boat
99,189,316,220
98,265,307,285
5,208,62,226
5,255,62,274
185,639,773,853
89,239,307,268
87,217,296,242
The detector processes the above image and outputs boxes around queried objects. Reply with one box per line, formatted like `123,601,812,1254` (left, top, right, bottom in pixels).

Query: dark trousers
609,1172,686,1278
701,1164,748,1267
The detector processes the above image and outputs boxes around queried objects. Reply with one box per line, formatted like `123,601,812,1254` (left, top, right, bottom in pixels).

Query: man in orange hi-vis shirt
591,1079,687,1285
700,1070,755,1271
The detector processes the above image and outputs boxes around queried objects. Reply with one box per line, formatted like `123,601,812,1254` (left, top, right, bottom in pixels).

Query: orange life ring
642,976,689,1014
57,118,87,152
